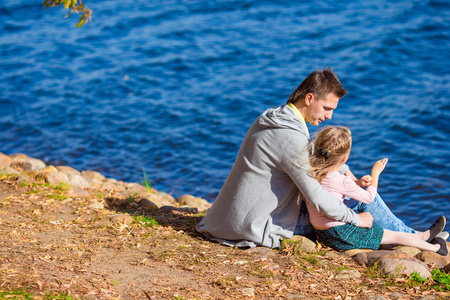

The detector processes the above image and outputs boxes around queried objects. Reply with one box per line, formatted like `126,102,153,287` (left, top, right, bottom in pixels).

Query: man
196,67,446,248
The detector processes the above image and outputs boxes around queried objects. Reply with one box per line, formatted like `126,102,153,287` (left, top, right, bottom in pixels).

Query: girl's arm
345,169,372,187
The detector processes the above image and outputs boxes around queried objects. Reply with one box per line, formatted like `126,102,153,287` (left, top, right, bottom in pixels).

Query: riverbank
0,152,449,299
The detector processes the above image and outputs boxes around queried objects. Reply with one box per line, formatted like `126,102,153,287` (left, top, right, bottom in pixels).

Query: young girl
306,125,448,256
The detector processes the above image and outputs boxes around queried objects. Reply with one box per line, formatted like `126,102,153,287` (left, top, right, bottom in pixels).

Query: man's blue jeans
294,193,415,238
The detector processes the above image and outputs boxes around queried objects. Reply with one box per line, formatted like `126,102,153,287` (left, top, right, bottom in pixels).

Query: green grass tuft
133,215,159,228
142,168,152,190
431,268,450,291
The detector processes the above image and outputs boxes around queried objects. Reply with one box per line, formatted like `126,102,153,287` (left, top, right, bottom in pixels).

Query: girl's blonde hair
308,126,352,182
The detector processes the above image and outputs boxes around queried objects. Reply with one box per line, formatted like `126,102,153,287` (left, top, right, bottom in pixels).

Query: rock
82,176,102,188
123,183,148,196
145,193,174,208
8,153,30,163
101,181,121,191
37,165,58,173
176,194,211,211
68,174,90,189
11,158,46,171
343,249,373,257
443,263,450,273
110,214,133,225
378,258,431,279
0,166,20,175
393,246,422,257
158,206,183,214
139,198,158,210
104,177,117,183
57,166,81,176
281,235,317,253
81,170,106,182
178,206,199,214
36,171,69,186
156,191,177,206
352,250,411,266
240,288,255,297
335,269,361,280
88,201,104,210
0,153,12,167
415,251,450,267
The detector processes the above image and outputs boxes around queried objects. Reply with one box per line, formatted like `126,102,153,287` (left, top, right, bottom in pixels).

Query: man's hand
356,175,372,187
358,212,373,228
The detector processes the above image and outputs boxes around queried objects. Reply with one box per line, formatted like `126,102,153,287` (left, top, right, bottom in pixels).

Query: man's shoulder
257,104,308,135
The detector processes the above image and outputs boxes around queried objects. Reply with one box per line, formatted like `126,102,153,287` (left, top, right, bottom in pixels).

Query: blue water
1,0,449,231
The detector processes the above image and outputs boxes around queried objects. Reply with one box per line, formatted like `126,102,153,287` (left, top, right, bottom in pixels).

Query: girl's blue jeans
294,193,415,238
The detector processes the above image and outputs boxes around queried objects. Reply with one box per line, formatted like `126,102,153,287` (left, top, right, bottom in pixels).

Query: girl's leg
381,229,439,252
346,193,415,233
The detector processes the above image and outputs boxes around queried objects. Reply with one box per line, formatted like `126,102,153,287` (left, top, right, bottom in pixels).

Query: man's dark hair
287,67,348,104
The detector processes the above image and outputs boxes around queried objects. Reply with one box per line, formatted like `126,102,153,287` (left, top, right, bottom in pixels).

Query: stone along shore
0,152,211,213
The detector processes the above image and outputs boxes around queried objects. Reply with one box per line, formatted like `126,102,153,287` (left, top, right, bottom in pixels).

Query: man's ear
305,93,314,105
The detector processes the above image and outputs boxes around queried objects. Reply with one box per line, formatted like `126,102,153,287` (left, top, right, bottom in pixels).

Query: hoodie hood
259,105,309,138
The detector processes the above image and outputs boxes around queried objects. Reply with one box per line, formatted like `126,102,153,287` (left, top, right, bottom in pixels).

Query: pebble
335,269,361,280
88,201,104,210
241,288,255,296
110,214,134,225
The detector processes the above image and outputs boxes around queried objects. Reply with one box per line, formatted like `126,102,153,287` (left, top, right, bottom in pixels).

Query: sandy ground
0,175,448,300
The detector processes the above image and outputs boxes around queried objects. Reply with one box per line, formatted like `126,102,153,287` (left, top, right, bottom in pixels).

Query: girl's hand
358,175,372,187
372,158,388,176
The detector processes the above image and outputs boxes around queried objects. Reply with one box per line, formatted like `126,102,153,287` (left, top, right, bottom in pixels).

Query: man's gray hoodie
196,104,360,248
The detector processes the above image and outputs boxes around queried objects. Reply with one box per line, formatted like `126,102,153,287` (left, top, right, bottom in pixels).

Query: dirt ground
0,176,449,300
